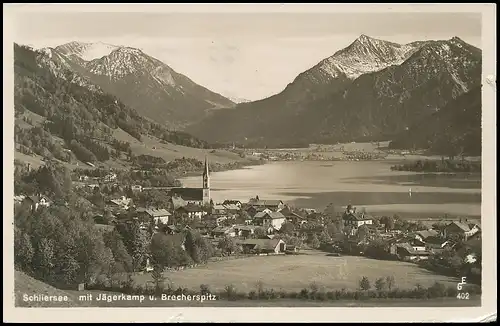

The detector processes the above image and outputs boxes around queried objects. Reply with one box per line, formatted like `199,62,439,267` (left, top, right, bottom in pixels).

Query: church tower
202,156,211,204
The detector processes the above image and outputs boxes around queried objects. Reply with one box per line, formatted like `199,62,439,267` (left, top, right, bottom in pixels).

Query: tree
380,216,395,231
151,264,167,294
280,222,294,235
326,223,338,238
117,221,148,271
359,276,371,291
309,234,320,249
318,230,331,244
150,233,182,268
14,227,34,272
217,236,239,256
33,238,55,282
385,276,395,290
254,227,267,239
374,277,386,291
185,230,213,264
104,230,133,272
323,203,336,217
357,224,369,241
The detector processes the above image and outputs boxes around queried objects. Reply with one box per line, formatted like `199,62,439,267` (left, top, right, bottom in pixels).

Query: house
342,205,373,234
414,229,439,242
213,204,227,214
443,221,479,240
245,206,271,218
131,185,143,193
22,195,51,212
145,208,172,225
108,196,132,210
424,236,450,250
222,200,242,213
253,211,286,230
104,172,117,182
211,226,236,238
175,203,207,220
285,212,307,225
395,243,431,261
408,239,426,251
222,199,242,207
246,198,285,211
233,225,258,238
237,238,286,254
14,195,26,205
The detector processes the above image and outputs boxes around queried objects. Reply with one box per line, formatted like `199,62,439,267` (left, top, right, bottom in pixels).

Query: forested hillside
14,44,209,167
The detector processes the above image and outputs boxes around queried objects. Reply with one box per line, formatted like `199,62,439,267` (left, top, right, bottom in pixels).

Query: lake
180,160,482,219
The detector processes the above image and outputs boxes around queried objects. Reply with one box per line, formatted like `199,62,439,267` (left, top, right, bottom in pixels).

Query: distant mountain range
14,43,211,168
186,35,482,150
19,34,482,155
38,41,235,129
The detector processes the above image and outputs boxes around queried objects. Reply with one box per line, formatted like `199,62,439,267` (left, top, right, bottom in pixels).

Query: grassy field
132,251,460,293
13,268,480,308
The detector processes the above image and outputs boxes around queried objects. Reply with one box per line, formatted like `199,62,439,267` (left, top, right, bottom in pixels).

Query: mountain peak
55,41,120,61
357,34,373,41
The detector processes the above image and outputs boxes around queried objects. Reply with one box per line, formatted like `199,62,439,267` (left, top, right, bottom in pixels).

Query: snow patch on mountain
36,48,101,92
55,41,120,61
318,35,423,80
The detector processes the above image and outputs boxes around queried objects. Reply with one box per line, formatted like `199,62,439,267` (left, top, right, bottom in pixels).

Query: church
167,157,211,207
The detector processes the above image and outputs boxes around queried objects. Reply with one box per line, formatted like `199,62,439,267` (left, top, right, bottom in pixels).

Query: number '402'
457,292,470,300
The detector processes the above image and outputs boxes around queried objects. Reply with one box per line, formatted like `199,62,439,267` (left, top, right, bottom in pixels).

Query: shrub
299,288,309,299
200,284,211,295
248,290,258,300
224,284,237,301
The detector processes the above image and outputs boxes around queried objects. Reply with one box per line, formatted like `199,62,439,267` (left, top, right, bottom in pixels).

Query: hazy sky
14,10,482,101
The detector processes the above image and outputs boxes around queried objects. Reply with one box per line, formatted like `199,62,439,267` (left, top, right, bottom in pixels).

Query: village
13,156,482,296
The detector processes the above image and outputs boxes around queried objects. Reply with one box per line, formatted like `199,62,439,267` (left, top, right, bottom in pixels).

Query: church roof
168,187,203,201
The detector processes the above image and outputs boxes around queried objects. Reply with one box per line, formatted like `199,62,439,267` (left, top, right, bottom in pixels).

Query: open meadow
14,270,480,308
132,251,460,293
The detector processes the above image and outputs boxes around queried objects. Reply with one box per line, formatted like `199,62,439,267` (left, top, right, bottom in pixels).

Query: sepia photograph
3,3,496,323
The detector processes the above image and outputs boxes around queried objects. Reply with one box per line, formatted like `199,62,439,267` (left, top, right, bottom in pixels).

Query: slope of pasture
132,252,460,293
112,128,248,164
14,271,88,307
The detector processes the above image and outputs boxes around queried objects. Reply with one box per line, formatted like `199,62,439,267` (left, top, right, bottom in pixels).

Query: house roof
343,212,372,221
396,243,431,256
171,197,187,209
222,200,241,205
447,221,471,232
233,225,258,231
223,204,240,211
247,199,283,207
146,208,171,218
177,203,204,213
109,197,131,206
26,195,40,203
212,226,234,233
425,236,448,245
168,187,203,201
254,211,286,220
416,229,439,239
237,238,283,250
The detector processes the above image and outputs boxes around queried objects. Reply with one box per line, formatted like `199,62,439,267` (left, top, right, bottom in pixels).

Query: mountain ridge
186,35,482,149
38,41,235,129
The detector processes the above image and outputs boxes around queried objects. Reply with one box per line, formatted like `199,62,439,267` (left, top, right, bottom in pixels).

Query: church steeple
202,156,210,204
